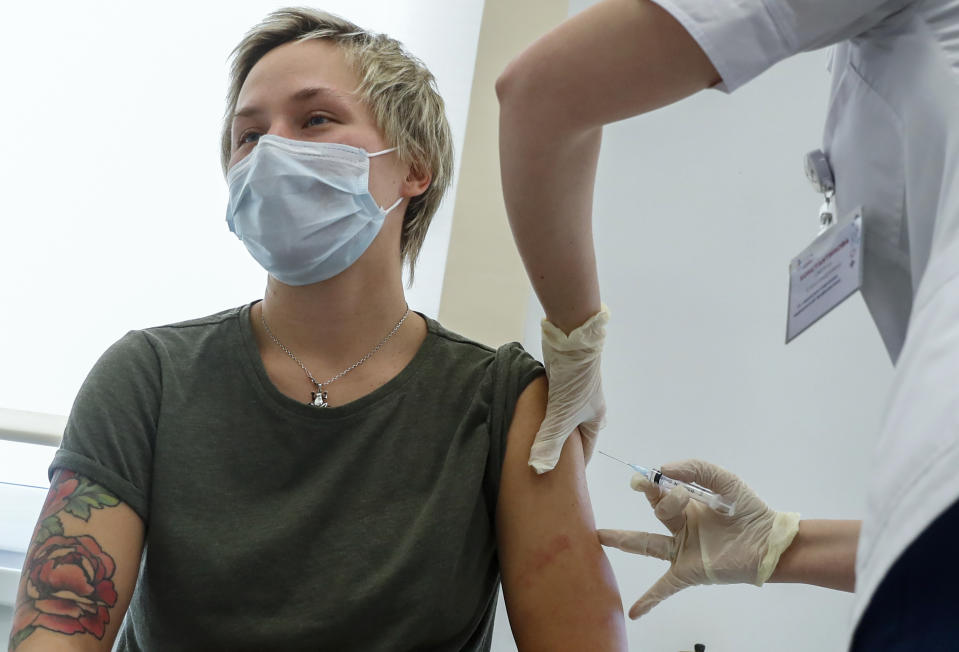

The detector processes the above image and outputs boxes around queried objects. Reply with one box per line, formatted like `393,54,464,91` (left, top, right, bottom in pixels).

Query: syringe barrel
708,495,736,516
654,472,736,516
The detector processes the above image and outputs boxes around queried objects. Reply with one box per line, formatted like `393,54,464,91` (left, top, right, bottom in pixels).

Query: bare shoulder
495,377,626,651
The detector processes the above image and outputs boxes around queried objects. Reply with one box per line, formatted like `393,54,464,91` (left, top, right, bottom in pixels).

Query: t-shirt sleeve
651,0,915,93
485,343,546,501
50,330,160,523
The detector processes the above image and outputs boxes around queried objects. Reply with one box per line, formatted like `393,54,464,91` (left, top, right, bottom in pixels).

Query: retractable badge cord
785,150,864,343
804,149,836,233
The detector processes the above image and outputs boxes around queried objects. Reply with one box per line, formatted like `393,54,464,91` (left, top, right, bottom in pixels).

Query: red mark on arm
530,535,572,572
518,534,574,589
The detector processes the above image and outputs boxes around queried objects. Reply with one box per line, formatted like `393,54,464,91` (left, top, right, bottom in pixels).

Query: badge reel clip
804,149,836,234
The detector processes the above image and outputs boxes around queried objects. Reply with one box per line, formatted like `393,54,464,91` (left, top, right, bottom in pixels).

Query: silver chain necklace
260,305,410,407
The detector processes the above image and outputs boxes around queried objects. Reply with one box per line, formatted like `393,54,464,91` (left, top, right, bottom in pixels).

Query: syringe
598,451,736,516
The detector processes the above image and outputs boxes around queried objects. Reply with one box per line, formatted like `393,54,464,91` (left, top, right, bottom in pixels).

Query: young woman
9,9,626,651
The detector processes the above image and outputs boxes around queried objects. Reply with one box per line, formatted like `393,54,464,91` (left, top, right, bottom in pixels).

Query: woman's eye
306,115,329,127
239,132,260,146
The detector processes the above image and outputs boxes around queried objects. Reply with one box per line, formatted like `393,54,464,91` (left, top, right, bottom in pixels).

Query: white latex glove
598,459,800,619
528,305,609,474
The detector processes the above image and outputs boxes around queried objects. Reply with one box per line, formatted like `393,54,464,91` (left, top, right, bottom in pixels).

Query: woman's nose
268,121,297,141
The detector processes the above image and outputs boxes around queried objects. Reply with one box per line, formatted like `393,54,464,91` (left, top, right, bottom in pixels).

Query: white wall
0,0,484,418
518,3,896,650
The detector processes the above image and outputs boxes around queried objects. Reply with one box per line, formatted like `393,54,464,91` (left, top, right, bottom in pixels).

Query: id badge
786,207,863,343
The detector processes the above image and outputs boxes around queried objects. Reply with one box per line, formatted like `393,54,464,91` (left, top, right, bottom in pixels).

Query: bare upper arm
494,0,721,332
496,376,626,651
496,0,720,131
9,469,144,652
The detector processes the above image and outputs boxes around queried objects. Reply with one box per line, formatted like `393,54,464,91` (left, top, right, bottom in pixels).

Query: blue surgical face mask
225,134,402,285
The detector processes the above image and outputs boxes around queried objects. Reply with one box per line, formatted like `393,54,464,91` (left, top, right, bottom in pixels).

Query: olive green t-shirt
50,302,544,651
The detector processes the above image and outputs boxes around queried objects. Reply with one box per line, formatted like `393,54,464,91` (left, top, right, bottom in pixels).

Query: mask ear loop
367,147,403,214
381,196,404,216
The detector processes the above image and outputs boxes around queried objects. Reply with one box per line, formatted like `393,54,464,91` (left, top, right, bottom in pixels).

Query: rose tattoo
9,471,121,650
13,535,118,638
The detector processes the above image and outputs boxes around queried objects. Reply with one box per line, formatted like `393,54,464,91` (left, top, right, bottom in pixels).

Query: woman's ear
401,161,432,199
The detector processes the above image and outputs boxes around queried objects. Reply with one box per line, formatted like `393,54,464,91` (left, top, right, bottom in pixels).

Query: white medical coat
651,0,959,642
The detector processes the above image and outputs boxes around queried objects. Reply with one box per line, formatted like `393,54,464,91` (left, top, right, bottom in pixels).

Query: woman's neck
256,263,416,371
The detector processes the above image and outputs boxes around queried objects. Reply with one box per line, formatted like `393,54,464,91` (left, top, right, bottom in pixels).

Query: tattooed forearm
9,471,120,650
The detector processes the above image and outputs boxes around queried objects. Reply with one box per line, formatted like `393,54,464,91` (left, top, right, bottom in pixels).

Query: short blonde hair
221,7,454,278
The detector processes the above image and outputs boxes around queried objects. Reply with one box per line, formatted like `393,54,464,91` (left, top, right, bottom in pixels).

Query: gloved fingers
629,473,662,507
527,429,571,474
653,485,690,535
597,529,676,561
578,422,599,466
661,458,742,497
628,571,689,619
528,390,604,474
534,372,605,440
629,475,690,533
534,308,608,473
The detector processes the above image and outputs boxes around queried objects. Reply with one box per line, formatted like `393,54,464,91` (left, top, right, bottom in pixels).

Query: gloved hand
528,305,610,474
598,459,800,619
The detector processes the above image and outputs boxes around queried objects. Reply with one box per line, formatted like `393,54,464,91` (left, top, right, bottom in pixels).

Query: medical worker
496,0,959,647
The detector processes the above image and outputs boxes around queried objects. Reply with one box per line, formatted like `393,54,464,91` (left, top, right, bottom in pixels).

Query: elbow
496,53,584,138
495,56,524,109
495,55,557,141
496,51,549,116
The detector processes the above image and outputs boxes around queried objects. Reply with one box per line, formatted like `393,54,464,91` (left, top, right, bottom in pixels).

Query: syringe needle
597,450,631,467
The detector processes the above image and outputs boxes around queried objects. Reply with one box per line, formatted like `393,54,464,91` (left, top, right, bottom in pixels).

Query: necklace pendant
310,387,329,408
261,306,409,411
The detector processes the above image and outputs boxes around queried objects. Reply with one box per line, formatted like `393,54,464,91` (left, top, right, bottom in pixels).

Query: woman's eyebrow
234,85,352,119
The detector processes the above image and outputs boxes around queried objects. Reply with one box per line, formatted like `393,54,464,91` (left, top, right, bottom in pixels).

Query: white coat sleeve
651,0,916,92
